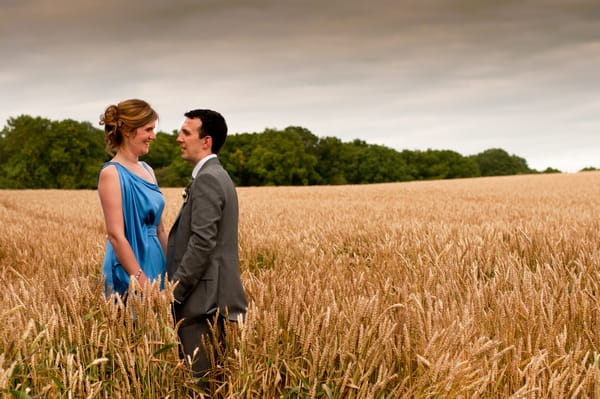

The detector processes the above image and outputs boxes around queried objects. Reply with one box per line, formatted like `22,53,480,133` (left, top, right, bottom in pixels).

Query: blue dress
101,161,166,296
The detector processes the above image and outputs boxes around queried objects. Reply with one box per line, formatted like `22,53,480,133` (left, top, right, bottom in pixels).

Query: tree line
0,115,577,189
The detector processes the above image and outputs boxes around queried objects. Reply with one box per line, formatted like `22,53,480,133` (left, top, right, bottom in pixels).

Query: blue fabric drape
101,162,166,296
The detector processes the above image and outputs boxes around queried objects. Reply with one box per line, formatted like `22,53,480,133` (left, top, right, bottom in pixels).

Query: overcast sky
1,0,598,172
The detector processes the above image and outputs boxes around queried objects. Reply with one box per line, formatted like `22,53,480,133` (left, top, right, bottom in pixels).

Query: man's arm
171,172,224,303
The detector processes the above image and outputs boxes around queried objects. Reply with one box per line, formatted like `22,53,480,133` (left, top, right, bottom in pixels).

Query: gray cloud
1,0,599,172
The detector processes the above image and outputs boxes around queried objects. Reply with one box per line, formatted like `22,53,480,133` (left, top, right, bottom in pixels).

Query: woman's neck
113,148,139,165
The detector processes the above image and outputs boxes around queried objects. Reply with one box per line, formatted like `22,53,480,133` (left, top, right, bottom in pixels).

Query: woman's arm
98,165,149,286
157,220,168,256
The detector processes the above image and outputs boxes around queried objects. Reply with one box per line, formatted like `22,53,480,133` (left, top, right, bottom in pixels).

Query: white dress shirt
191,154,217,179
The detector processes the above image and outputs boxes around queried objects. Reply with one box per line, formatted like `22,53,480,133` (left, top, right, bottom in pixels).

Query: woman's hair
99,99,158,154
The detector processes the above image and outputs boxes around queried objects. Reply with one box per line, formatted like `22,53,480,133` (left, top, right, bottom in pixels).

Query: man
167,109,247,387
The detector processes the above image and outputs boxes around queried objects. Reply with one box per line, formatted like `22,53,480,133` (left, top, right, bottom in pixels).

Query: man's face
177,117,209,164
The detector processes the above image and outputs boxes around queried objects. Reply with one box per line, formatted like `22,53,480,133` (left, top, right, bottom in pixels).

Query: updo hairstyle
99,99,158,154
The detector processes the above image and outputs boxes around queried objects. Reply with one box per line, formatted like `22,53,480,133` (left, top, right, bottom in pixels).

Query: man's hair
184,109,228,154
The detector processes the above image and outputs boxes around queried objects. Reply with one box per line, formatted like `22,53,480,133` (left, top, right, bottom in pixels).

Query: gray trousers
177,314,226,388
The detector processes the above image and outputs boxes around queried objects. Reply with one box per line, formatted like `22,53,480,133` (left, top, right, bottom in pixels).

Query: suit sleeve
171,172,224,303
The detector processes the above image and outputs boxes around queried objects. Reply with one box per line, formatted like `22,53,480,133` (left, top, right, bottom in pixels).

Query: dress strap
102,161,157,185
140,162,157,184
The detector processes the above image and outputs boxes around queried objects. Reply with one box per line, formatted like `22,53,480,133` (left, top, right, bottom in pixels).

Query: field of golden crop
1,171,600,398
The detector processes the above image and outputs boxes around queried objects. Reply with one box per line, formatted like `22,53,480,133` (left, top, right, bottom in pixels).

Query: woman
98,99,167,296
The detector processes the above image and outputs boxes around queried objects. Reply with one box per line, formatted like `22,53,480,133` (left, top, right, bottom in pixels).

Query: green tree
219,133,257,186
154,157,193,187
314,136,346,185
337,139,367,184
473,148,532,177
220,128,319,186
141,131,180,170
0,115,106,188
246,129,319,186
48,119,107,188
541,167,561,174
404,149,480,180
140,130,193,187
286,126,319,153
354,144,412,183
405,149,448,180
510,154,530,174
439,150,480,179
1,115,550,188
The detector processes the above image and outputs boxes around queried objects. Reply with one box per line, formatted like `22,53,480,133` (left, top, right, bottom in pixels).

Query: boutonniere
182,181,192,204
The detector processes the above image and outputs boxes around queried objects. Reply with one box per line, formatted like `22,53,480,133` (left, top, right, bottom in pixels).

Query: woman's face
125,120,157,156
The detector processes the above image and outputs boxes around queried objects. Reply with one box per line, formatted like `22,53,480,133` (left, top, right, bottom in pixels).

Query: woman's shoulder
99,162,120,180
97,163,122,198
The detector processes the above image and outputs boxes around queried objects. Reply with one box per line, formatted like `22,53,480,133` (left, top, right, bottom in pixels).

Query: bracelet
134,268,142,280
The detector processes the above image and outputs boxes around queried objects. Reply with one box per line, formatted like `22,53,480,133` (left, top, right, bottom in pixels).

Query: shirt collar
191,154,217,179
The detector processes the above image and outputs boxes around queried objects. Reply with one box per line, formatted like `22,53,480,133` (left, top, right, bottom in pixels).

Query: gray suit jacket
167,157,247,322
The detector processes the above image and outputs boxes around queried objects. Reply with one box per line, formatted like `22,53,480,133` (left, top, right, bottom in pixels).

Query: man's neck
191,154,217,178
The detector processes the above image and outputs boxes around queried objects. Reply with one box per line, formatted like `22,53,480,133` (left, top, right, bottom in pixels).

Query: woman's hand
137,271,150,287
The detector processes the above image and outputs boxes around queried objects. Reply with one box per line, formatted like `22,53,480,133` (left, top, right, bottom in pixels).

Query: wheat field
1,171,599,398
